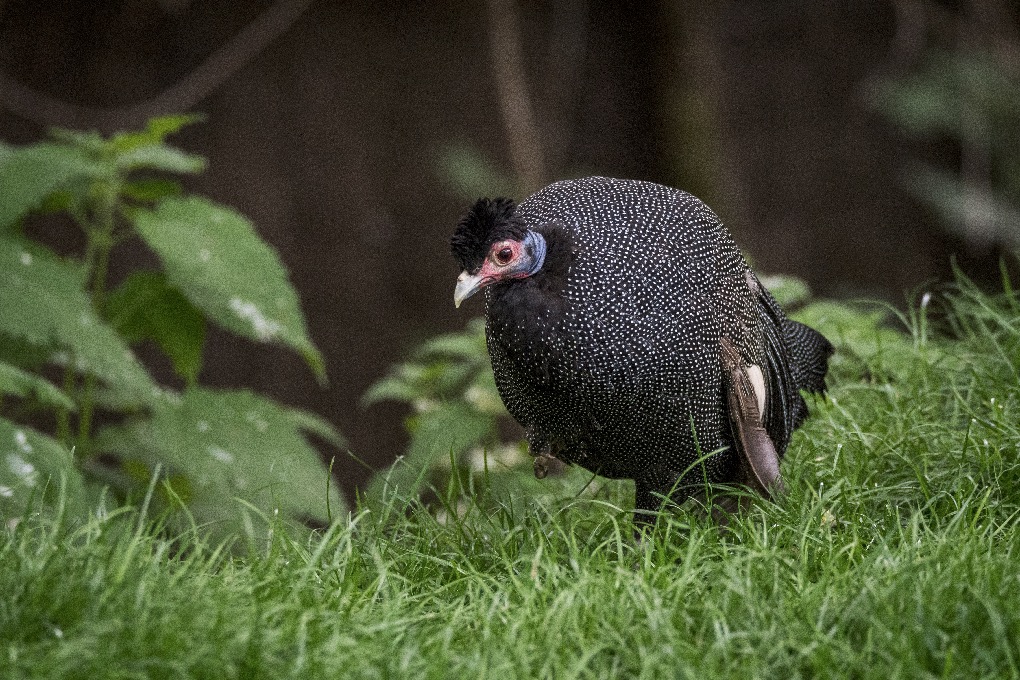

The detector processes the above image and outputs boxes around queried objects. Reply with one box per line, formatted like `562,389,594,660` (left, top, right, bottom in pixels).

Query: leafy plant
872,50,1020,248
436,141,519,201
0,116,345,542
363,318,548,506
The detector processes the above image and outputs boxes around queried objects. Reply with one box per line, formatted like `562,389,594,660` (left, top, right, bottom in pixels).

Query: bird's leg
530,435,567,479
632,471,692,531
632,487,661,542
633,479,663,529
533,453,565,479
687,486,753,527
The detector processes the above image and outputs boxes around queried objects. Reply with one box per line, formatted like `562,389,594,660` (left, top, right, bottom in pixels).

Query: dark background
1,0,1013,499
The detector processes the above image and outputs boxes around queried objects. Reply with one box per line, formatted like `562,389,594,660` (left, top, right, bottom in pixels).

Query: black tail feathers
782,320,833,395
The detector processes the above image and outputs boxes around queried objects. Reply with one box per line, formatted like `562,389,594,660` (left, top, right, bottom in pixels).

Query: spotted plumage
451,177,832,520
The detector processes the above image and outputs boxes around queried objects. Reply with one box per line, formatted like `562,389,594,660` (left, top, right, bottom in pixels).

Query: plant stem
77,180,119,453
56,366,74,446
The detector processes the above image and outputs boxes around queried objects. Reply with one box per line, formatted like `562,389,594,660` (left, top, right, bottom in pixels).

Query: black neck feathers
487,221,574,328
526,221,574,292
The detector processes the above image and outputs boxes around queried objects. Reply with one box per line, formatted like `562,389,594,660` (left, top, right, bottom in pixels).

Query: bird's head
450,197,547,308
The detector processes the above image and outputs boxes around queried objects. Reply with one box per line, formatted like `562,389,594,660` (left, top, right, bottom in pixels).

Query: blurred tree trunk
658,1,725,214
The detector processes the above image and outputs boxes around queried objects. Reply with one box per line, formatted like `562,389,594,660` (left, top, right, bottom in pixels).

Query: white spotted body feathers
454,177,832,514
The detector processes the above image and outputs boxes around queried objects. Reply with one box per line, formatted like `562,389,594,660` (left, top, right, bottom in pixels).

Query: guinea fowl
450,177,832,522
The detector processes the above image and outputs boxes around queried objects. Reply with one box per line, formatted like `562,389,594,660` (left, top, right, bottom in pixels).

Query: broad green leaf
419,318,489,359
362,360,477,407
283,408,347,449
47,128,107,154
873,53,1014,146
0,235,157,407
363,319,491,407
0,143,104,227
121,179,183,203
437,142,517,200
37,189,76,215
0,333,52,372
144,113,204,139
760,274,812,308
134,197,325,381
904,164,1020,247
361,372,421,406
366,401,494,504
405,402,494,465
96,387,346,544
0,417,85,519
464,369,505,415
105,272,206,385
0,360,75,411
109,114,204,152
114,145,205,174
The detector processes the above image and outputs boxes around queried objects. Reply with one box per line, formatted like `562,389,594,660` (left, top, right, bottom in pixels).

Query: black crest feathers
450,197,526,272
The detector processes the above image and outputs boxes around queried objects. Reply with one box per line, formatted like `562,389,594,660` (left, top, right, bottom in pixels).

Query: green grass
3,276,1020,679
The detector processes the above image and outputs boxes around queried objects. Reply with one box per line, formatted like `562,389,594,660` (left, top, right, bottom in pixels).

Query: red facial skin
454,238,535,307
474,239,530,286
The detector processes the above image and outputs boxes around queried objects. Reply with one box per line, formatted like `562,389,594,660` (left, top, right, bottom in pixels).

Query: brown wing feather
720,337,786,499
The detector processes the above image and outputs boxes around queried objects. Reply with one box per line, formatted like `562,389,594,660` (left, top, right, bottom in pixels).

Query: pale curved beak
454,271,485,308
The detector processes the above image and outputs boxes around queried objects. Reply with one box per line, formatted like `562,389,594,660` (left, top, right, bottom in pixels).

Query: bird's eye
494,246,514,266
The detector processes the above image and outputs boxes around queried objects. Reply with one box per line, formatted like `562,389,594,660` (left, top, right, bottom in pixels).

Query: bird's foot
533,453,566,479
